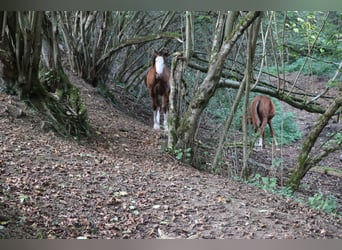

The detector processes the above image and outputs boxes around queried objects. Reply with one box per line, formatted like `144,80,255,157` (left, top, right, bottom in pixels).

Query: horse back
250,96,275,127
257,96,275,119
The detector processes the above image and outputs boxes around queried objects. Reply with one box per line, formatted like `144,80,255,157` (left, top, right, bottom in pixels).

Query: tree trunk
242,14,263,178
170,11,262,163
39,11,92,138
287,94,342,191
57,11,180,86
0,11,43,98
0,11,92,138
211,14,262,174
168,53,186,150
0,12,18,93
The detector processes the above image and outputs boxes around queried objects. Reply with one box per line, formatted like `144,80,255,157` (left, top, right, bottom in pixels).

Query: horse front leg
162,94,169,130
153,108,160,129
152,94,160,129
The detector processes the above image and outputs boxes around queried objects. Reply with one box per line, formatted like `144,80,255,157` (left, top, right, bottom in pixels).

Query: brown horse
145,48,170,130
250,95,278,150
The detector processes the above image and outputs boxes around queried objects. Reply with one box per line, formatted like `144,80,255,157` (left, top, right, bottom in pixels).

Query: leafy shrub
307,192,339,214
268,98,302,145
268,56,339,78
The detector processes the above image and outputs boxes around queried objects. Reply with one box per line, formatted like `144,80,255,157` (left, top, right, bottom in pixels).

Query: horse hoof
153,125,160,129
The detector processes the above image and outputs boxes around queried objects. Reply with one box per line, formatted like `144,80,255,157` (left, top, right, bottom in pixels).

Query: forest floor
0,71,341,239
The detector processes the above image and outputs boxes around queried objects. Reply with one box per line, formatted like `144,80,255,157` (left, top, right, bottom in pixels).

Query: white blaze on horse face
153,109,160,129
155,56,165,76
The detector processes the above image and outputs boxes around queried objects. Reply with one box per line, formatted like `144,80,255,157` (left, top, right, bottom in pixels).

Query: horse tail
254,99,261,127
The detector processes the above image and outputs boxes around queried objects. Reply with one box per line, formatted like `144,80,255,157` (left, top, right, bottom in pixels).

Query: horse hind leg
268,120,279,150
257,119,268,150
253,127,263,151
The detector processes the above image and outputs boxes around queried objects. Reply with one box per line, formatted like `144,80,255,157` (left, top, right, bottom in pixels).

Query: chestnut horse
250,95,278,150
145,48,170,130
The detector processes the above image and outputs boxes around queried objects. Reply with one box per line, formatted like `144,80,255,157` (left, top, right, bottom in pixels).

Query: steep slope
0,72,341,239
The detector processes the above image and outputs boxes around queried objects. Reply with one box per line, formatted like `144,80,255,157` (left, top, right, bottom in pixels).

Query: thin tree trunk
0,11,92,138
241,14,262,178
168,54,186,149
184,11,194,61
287,94,342,191
172,12,262,163
1,11,44,98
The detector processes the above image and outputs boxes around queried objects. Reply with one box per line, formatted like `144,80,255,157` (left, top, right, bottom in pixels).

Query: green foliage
268,56,339,77
0,82,17,95
42,70,61,90
267,11,341,78
246,175,341,215
278,186,294,197
270,98,302,145
327,80,342,89
249,174,277,192
283,11,341,56
167,147,192,163
205,88,243,129
271,157,284,168
322,131,342,150
307,192,339,214
19,194,28,203
332,132,342,145
173,147,192,162
244,173,294,197
96,82,118,107
261,176,277,191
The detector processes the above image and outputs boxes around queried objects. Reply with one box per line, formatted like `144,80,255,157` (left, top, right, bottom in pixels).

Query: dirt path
0,72,341,238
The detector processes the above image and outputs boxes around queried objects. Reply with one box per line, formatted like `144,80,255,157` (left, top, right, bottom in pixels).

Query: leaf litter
0,72,341,239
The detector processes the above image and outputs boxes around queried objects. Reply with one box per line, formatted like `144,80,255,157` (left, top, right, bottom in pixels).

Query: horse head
153,49,169,79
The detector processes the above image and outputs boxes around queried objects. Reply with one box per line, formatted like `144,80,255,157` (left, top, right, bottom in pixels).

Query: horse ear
152,49,158,56
163,48,169,57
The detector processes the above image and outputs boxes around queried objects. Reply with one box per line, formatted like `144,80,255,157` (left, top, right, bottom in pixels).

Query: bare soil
0,71,341,239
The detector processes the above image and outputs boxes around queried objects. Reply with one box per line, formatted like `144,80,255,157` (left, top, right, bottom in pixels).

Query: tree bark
0,11,92,138
170,11,262,163
39,11,92,138
57,11,181,86
287,93,342,191
0,11,43,98
168,53,186,150
211,13,262,174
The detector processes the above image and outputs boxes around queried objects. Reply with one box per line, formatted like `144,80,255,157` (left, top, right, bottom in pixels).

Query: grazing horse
145,48,170,130
250,95,278,150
